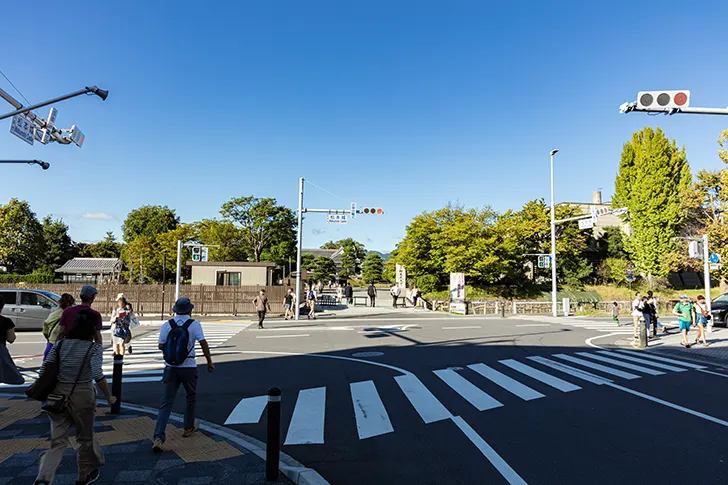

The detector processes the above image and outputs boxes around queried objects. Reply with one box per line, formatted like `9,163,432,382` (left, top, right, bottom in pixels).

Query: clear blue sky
2,1,727,252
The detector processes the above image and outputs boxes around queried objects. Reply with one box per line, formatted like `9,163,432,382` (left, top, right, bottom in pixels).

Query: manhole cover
352,351,384,357
156,462,231,485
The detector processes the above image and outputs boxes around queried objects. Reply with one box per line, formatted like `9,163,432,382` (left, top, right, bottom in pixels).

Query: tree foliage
339,238,367,277
300,254,316,272
81,231,123,259
192,219,248,262
122,205,179,243
361,252,384,284
0,199,45,274
312,256,337,283
613,127,692,281
40,216,76,272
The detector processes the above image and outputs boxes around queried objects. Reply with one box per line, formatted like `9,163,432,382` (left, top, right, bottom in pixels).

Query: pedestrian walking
283,288,295,320
344,282,354,305
640,295,652,339
411,285,420,308
57,286,103,345
694,295,710,347
33,309,115,485
390,284,401,308
42,293,75,361
646,291,666,334
631,292,643,340
110,294,139,356
367,283,377,307
336,285,343,304
612,302,620,326
672,294,695,348
153,298,214,453
307,287,317,319
253,289,271,329
0,296,23,385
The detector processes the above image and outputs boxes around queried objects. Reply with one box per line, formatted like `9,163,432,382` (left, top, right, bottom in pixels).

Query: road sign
326,214,348,224
10,114,34,145
710,253,720,264
70,125,85,147
350,202,356,219
41,107,58,144
578,218,594,230
201,247,209,262
710,263,721,271
612,207,628,216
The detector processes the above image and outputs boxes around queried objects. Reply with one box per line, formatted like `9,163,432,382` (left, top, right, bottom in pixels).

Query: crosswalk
527,316,661,334
224,349,708,445
2,323,249,388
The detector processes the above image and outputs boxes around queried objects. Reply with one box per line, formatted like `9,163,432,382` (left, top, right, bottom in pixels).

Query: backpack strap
168,318,177,329
182,319,194,329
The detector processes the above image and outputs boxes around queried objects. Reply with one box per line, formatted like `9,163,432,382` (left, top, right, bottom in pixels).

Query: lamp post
550,149,559,317
0,160,50,170
0,85,108,121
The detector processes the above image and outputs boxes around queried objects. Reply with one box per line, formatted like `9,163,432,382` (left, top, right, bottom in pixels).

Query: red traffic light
376,208,383,214
362,208,383,214
637,90,690,110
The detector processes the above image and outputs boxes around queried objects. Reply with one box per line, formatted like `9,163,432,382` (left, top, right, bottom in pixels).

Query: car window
21,292,54,308
0,290,17,305
714,294,728,303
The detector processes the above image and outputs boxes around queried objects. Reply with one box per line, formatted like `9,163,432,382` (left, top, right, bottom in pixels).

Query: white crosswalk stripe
221,348,708,445
613,349,706,369
526,317,635,334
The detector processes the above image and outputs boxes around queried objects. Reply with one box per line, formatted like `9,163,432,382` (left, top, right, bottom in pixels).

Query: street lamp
550,149,559,317
0,160,50,170
0,85,109,122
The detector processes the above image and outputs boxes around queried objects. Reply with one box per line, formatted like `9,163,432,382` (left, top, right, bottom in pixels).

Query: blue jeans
154,367,198,441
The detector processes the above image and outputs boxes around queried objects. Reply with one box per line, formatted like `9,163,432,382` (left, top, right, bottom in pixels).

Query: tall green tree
220,196,296,262
613,127,692,283
40,216,76,272
361,252,384,284
0,199,44,274
192,219,248,262
122,205,179,243
300,253,316,271
312,255,337,283
82,231,123,258
339,238,367,277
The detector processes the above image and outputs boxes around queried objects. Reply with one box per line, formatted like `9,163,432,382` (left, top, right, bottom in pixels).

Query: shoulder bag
25,340,64,401
41,342,94,414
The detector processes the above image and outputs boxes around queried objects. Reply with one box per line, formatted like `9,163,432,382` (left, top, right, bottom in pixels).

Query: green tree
0,199,44,273
220,196,296,262
339,238,367,277
40,216,76,272
81,231,123,258
121,235,158,283
300,253,317,272
613,127,692,283
361,252,384,284
312,255,337,283
192,219,248,262
122,205,179,243
320,241,342,249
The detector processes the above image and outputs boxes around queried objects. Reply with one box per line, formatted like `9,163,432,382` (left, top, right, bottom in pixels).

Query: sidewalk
0,394,322,485
615,326,728,365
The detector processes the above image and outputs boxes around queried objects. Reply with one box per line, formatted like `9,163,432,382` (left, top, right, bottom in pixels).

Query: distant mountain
368,250,392,261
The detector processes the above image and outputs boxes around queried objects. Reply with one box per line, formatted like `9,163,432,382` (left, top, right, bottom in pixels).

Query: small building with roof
55,258,123,284
186,261,278,286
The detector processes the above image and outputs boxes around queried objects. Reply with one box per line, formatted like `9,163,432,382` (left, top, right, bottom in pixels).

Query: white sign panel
201,247,209,262
9,115,34,145
450,272,465,302
578,218,594,230
612,207,628,216
326,214,348,224
41,107,58,144
395,264,406,289
70,125,85,147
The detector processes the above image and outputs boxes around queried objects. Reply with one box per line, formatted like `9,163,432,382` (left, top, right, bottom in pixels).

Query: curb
0,393,329,485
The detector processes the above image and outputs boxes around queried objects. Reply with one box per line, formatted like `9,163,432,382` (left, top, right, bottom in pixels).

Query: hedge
0,273,55,284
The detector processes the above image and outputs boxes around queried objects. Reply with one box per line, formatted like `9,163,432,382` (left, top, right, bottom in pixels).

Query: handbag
25,340,64,401
40,342,93,414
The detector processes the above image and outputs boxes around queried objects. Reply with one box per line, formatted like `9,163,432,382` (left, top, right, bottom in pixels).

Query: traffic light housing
362,208,384,214
192,246,201,262
637,90,690,110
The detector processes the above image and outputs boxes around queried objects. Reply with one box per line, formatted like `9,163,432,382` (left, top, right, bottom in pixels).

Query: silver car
0,288,61,330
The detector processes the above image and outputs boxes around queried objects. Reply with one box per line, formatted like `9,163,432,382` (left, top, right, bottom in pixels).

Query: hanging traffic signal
192,246,201,261
362,208,384,214
637,90,690,110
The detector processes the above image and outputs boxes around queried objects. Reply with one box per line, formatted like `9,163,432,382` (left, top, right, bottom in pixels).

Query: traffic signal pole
550,150,558,317
295,178,304,321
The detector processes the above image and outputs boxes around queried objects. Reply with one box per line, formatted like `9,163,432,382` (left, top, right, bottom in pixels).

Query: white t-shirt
158,315,206,368
391,286,401,297
631,298,643,317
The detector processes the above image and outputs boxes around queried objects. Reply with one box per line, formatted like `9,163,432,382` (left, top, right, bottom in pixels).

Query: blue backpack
163,319,194,365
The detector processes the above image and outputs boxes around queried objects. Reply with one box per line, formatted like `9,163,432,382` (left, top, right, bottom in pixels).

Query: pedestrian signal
192,246,201,262
537,255,550,269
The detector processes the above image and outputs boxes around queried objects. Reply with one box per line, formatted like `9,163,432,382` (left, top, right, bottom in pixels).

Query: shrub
0,271,55,284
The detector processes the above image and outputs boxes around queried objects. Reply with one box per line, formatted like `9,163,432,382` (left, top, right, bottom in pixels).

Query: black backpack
367,286,376,297
162,319,194,366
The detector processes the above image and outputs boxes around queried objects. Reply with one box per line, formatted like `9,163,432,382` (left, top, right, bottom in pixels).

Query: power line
0,68,32,106
306,179,349,202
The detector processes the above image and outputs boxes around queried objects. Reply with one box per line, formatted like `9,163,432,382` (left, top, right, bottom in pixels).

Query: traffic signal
688,241,702,259
637,90,690,110
362,208,384,214
192,246,201,261
537,255,550,269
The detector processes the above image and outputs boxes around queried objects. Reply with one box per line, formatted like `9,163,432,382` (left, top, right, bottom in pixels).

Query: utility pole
675,235,713,333
295,178,304,321
175,239,182,301
550,149,559,317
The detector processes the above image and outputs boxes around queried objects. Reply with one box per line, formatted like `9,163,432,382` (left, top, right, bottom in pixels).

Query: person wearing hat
672,294,695,348
110,293,139,356
57,286,103,345
152,297,214,453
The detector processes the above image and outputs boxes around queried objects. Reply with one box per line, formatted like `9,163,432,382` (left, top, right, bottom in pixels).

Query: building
187,261,278,286
301,248,344,271
55,258,123,284
558,191,630,236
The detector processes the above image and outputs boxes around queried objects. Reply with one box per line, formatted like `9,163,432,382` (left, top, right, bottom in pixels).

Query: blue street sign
350,202,356,219
710,253,720,264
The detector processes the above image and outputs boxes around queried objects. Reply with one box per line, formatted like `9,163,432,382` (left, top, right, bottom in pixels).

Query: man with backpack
367,283,378,307
153,297,214,453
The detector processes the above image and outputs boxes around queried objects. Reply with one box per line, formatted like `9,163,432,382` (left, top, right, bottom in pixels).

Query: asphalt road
6,312,728,485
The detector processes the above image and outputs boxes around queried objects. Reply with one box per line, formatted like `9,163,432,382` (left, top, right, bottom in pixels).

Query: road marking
451,416,529,485
575,352,665,376
285,387,326,445
697,369,728,378
433,369,503,411
224,395,269,425
112,376,162,383
606,382,728,428
468,363,544,401
612,349,706,370
527,356,611,385
256,334,310,339
499,359,581,392
442,326,482,330
394,374,453,423
585,332,624,349
596,351,688,372
515,324,551,327
553,354,641,380
350,381,394,439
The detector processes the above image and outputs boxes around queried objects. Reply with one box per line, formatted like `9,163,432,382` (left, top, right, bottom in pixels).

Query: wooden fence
0,283,286,316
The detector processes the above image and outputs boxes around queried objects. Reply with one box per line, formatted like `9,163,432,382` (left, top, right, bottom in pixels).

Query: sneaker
76,469,100,484
703,342,710,347
182,419,200,437
152,439,164,452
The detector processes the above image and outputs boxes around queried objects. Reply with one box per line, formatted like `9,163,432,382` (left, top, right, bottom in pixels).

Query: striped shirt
40,339,105,383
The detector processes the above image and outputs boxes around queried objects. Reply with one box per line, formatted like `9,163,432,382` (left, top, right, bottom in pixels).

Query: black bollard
110,354,123,414
266,387,281,482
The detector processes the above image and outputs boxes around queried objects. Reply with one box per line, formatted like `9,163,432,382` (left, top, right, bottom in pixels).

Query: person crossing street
367,283,378,307
390,284,400,308
253,289,271,329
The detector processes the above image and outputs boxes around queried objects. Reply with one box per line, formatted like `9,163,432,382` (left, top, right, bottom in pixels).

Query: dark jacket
344,285,353,298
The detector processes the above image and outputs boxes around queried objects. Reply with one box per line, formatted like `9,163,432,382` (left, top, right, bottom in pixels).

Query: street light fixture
0,159,50,170
0,85,109,122
550,149,559,317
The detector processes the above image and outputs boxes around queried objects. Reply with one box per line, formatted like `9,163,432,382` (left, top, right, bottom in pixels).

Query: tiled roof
186,261,277,267
302,248,344,264
56,258,123,274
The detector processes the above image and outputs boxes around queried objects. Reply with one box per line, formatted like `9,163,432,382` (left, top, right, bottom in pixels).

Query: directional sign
350,202,356,219
612,207,628,216
326,214,348,224
201,247,209,262
578,218,594,230
41,107,58,144
710,253,720,264
10,114,34,145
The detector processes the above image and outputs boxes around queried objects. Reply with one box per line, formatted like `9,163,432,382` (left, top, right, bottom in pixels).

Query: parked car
0,288,61,330
712,293,728,327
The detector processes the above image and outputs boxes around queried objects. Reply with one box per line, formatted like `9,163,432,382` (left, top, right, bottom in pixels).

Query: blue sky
2,1,727,252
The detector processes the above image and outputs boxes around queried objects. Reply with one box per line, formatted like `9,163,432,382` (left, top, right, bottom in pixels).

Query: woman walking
110,294,138,356
42,294,75,361
0,296,24,385
34,309,116,485
694,295,710,347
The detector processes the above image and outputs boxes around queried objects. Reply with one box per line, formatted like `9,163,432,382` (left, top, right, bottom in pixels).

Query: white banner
450,272,465,302
396,264,407,289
